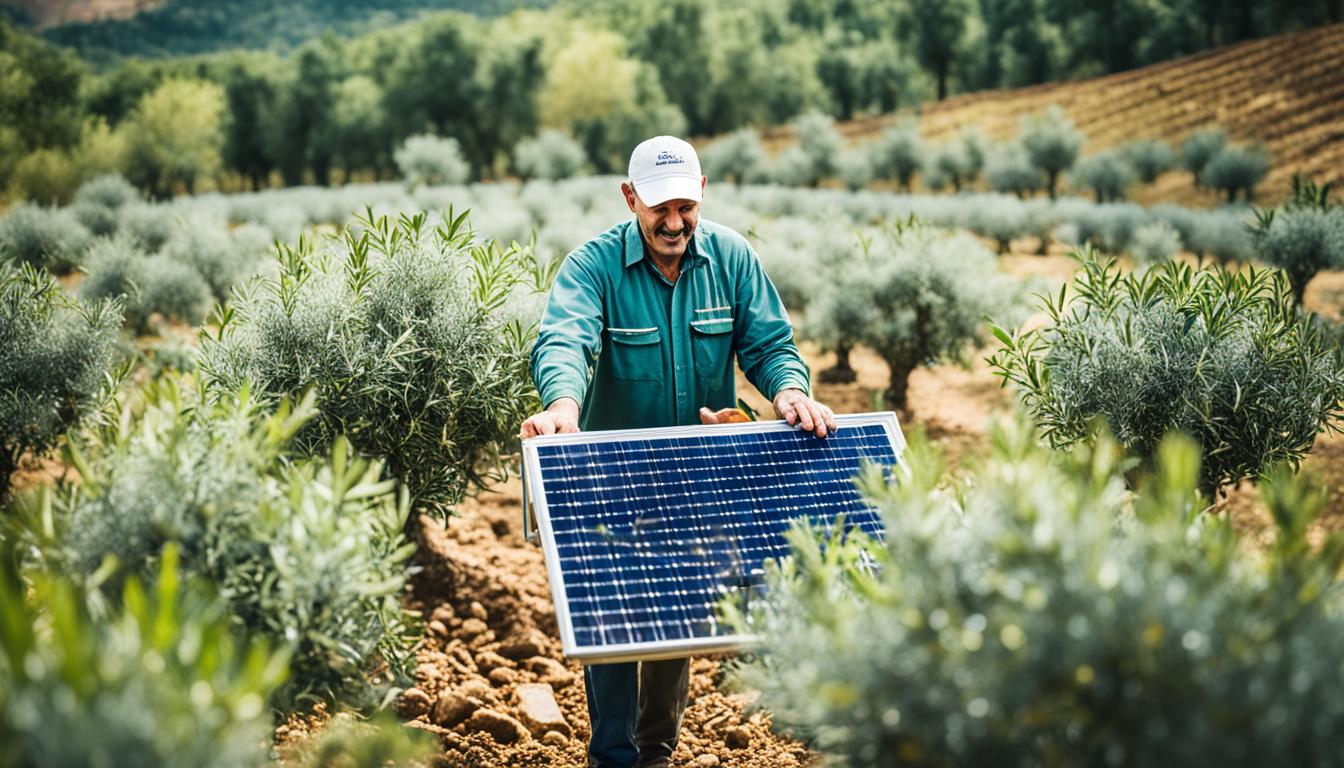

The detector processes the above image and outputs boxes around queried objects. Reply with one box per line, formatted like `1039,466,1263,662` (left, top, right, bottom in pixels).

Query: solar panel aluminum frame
521,411,906,664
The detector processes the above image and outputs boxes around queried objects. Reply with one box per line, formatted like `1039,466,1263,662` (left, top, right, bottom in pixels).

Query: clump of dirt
399,479,812,768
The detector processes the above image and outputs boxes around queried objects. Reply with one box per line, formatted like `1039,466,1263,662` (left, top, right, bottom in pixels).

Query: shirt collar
623,220,708,270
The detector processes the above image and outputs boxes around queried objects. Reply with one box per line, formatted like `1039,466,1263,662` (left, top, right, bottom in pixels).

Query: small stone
432,691,473,727
474,651,513,673
397,687,432,718
725,727,751,749
542,730,568,747
415,662,441,682
694,756,721,768
463,708,528,744
498,631,548,660
431,604,456,624
488,667,518,685
524,657,576,689
459,618,488,638
515,683,570,736
458,678,493,701
428,620,449,637
469,601,488,620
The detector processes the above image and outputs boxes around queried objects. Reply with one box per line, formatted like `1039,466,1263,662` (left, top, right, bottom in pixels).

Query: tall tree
0,20,84,188
382,15,485,175
218,55,278,190
906,0,971,100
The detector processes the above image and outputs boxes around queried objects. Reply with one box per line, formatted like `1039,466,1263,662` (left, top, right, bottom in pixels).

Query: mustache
655,224,693,238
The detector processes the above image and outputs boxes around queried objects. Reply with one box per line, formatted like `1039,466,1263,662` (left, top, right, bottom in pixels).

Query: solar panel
521,412,906,664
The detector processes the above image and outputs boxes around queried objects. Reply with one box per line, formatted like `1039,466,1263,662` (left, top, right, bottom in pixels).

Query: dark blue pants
585,658,690,768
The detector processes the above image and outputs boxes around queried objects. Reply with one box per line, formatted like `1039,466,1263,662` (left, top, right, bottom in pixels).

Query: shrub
836,149,875,192
989,252,1344,497
0,203,93,273
120,204,177,253
513,129,588,181
37,381,417,710
1181,126,1228,187
929,143,970,192
163,218,257,301
282,712,436,768
809,222,1016,409
984,144,1041,198
872,122,924,191
729,417,1344,767
1122,139,1176,183
1018,105,1084,199
793,110,843,187
1204,144,1270,203
73,174,140,210
700,128,767,185
0,544,289,768
958,125,988,185
197,210,545,513
0,263,121,499
768,146,818,188
70,201,120,237
1128,220,1182,265
1068,150,1133,203
79,237,212,333
1251,177,1344,305
394,134,470,189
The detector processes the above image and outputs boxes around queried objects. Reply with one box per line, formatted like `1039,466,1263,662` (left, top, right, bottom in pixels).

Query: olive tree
985,143,1042,198
1181,126,1228,188
700,128,767,185
1251,177,1344,305
513,129,588,181
1204,143,1270,203
1122,139,1176,183
393,134,470,189
989,251,1344,498
1019,105,1084,199
871,121,923,191
1069,150,1133,203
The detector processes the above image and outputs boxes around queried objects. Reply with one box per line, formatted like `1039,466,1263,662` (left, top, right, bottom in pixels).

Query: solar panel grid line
522,412,906,663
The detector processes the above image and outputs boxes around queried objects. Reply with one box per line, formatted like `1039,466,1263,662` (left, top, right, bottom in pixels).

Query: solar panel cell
523,413,905,663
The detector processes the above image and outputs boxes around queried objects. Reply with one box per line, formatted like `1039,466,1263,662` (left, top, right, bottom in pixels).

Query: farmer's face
621,178,707,262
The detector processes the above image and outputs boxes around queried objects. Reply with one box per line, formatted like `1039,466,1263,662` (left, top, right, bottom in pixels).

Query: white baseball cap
628,136,703,207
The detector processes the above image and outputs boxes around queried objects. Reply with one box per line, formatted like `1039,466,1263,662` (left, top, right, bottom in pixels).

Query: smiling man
521,135,836,768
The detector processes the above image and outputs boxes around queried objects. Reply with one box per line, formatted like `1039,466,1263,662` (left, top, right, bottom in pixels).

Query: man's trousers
585,657,691,768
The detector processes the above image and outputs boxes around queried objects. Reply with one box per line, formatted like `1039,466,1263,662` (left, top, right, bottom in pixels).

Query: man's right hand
520,397,581,439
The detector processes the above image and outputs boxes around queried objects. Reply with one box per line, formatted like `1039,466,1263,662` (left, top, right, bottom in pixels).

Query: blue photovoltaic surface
533,420,900,654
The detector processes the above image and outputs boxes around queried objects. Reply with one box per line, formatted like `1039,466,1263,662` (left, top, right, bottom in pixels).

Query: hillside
32,0,545,63
833,23,1344,206
0,0,163,28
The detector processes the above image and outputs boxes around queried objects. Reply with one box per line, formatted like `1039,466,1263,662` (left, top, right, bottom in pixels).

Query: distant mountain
32,0,546,64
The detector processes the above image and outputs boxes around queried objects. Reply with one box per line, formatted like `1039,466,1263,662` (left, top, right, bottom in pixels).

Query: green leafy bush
121,204,178,253
73,174,141,210
836,149,874,192
0,262,120,498
808,222,1016,409
984,144,1041,198
1121,139,1176,183
872,122,924,191
701,128,767,185
198,210,544,513
79,237,213,333
283,712,436,768
729,418,1344,767
1203,144,1270,203
71,200,120,237
1128,220,1182,265
393,134,470,189
1180,126,1228,187
928,143,970,192
1252,179,1344,304
989,252,1344,496
0,544,289,768
35,381,417,709
163,217,260,300
791,110,843,188
1018,105,1084,199
1068,150,1133,203
0,203,93,273
513,129,588,181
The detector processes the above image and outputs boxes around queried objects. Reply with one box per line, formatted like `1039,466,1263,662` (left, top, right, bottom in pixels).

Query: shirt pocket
690,318,734,377
607,327,663,382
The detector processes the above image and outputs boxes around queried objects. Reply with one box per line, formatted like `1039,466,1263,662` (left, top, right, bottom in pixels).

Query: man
520,135,837,768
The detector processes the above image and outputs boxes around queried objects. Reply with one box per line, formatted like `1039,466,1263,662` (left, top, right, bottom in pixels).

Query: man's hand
699,406,752,425
520,397,581,439
772,388,837,438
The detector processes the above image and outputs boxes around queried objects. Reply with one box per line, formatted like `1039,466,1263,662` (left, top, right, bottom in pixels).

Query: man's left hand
772,388,837,438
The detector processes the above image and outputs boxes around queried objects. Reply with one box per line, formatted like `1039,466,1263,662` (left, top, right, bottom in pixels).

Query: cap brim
635,175,702,207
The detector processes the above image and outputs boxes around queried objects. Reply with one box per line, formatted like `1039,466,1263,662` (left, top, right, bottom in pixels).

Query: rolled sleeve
531,249,604,408
732,243,811,400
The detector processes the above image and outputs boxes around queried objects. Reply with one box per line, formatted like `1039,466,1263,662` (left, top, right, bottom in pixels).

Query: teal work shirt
531,218,811,431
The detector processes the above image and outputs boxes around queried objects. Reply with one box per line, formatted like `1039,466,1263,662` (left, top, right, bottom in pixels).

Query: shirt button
675,365,685,372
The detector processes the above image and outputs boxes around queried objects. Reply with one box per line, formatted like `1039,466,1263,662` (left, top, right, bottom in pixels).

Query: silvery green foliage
1251,182,1344,304
989,252,1344,495
1121,139,1176,183
1203,144,1270,203
1129,220,1182,265
750,218,829,312
929,143,971,192
1018,105,1084,198
71,201,121,238
808,222,1017,408
836,149,875,192
162,216,260,301
49,382,416,710
394,134,470,189
79,237,212,333
700,128,767,185
197,210,544,513
120,204,177,253
730,417,1344,768
0,203,93,273
0,544,287,768
1153,204,1253,266
1181,126,1228,186
0,262,120,497
768,146,819,188
513,129,589,181
871,122,923,191
959,125,988,183
793,110,844,186
1068,150,1133,203
73,174,141,210
984,144,1041,198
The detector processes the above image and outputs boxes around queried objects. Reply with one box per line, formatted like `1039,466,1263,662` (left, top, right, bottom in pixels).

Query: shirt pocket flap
690,318,734,335
609,327,662,345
